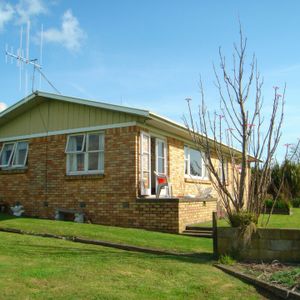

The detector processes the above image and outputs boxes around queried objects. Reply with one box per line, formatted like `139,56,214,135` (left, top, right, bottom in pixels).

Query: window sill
184,177,211,184
0,167,28,175
65,173,105,180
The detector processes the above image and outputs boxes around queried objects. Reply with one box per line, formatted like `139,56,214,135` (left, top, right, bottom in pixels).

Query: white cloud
43,9,86,52
15,0,47,24
0,102,8,112
0,2,14,31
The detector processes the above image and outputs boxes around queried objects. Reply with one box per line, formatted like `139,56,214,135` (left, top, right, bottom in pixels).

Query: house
0,91,237,233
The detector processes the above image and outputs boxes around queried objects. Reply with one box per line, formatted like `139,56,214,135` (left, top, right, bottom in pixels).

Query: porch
135,196,217,233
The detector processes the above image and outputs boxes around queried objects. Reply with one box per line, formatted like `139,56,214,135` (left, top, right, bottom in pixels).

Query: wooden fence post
212,211,218,259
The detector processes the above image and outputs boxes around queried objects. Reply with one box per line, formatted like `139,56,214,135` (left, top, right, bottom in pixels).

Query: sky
0,0,300,160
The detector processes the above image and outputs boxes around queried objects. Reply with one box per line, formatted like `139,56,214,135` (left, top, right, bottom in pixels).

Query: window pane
68,153,85,172
190,148,202,177
0,143,14,166
142,154,149,171
88,133,103,151
142,171,150,189
67,135,84,152
142,135,150,153
157,157,165,174
219,160,228,182
13,142,28,166
157,141,164,157
88,152,100,171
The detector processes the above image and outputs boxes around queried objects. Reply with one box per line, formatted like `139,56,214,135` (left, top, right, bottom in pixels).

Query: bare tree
288,142,300,163
184,27,288,226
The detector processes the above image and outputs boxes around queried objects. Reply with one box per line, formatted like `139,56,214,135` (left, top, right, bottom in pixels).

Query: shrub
264,199,290,209
264,199,273,208
229,211,257,228
291,198,300,208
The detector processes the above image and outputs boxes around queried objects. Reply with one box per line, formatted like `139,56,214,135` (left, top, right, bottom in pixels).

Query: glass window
0,141,28,168
156,140,166,174
189,148,202,177
0,143,15,167
184,146,206,178
66,132,104,174
12,142,28,166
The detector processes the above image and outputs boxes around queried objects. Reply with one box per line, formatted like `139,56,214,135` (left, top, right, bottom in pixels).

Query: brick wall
0,126,139,227
134,198,216,233
134,199,179,232
178,199,217,232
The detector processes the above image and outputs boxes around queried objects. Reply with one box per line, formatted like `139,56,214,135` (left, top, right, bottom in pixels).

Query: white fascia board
148,112,257,161
0,121,137,142
149,112,188,132
0,92,38,119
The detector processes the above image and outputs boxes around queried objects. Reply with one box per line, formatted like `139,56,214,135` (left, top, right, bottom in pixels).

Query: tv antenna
5,20,60,95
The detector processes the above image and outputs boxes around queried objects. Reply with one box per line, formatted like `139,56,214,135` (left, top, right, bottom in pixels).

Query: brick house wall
0,125,219,233
0,126,139,227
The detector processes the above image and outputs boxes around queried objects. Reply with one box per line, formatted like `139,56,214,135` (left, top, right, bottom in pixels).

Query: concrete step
184,229,213,234
186,226,213,231
182,230,213,238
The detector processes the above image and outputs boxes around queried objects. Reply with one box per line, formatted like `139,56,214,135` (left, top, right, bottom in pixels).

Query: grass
195,208,300,228
0,231,267,299
0,213,212,254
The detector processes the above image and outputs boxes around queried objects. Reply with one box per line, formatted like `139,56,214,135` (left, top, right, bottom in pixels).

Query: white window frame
0,141,28,168
140,131,151,196
184,146,208,179
65,132,104,175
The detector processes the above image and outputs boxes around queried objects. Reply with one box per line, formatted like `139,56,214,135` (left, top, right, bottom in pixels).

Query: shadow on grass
4,237,214,265
0,213,17,221
0,236,277,300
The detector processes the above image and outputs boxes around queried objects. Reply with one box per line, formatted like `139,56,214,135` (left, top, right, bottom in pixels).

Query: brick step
185,226,213,231
182,230,213,238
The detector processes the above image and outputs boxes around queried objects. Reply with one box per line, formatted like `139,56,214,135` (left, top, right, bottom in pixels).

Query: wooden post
212,211,218,259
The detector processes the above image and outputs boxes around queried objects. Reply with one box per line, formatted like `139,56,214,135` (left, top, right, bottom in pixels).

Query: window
184,146,207,178
218,159,228,183
0,141,28,168
65,132,104,175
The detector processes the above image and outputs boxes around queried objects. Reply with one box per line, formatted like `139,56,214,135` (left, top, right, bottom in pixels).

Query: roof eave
148,112,258,162
35,91,150,118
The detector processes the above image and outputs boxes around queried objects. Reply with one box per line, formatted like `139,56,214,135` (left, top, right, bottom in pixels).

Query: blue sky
0,0,300,159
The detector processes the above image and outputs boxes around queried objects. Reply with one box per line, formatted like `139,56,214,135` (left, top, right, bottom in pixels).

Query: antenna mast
5,20,60,95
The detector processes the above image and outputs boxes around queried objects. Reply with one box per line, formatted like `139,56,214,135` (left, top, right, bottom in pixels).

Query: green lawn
196,208,300,228
0,231,266,299
0,213,211,254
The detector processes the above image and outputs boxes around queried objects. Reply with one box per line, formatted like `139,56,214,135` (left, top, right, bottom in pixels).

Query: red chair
154,171,173,198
